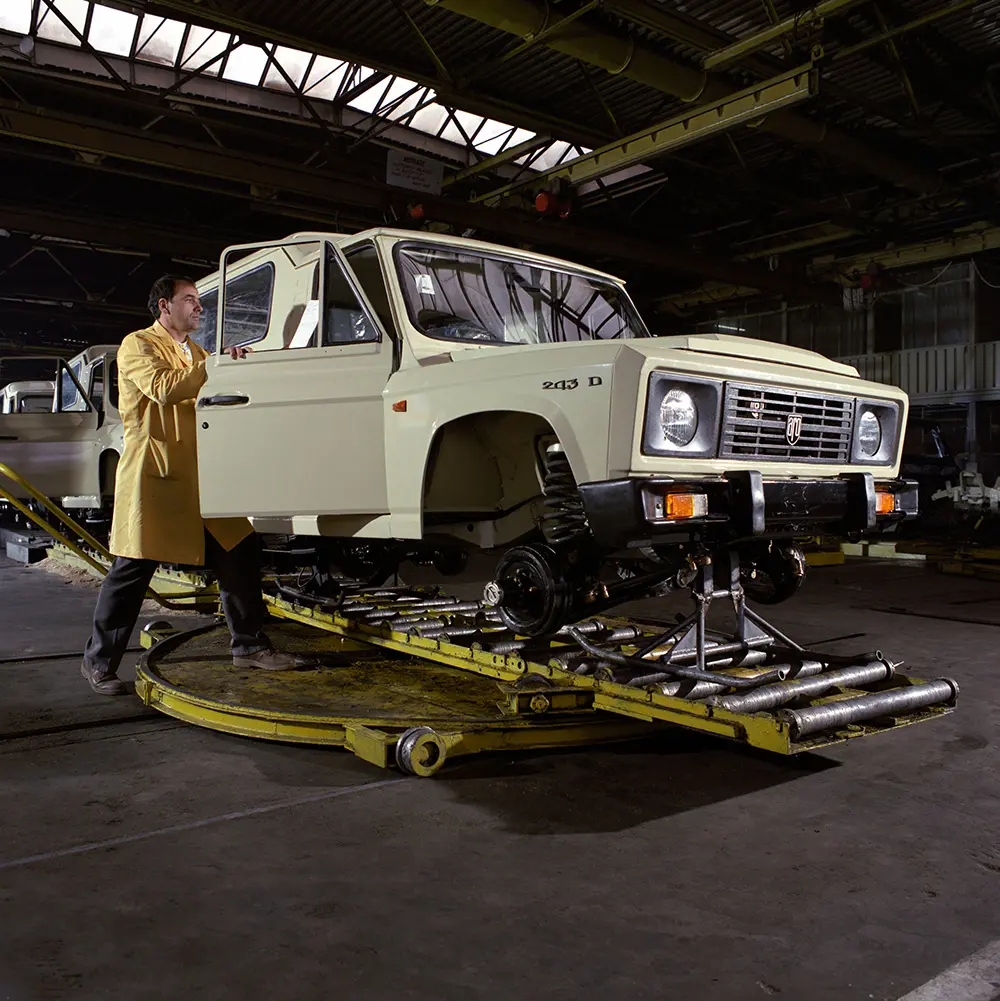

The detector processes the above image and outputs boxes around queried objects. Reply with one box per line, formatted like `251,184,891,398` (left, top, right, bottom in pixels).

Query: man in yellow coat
81,275,296,695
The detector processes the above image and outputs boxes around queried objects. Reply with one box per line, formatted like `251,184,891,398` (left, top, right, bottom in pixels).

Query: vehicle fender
385,394,593,540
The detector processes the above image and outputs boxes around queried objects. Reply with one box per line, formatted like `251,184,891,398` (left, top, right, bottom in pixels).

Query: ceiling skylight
0,0,580,169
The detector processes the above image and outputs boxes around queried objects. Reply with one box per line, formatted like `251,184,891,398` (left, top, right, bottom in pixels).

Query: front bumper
578,472,919,549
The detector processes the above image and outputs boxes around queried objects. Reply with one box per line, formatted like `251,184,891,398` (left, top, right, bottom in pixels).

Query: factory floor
0,551,997,1001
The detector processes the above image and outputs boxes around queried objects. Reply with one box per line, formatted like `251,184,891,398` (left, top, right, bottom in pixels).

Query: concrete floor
0,552,997,1001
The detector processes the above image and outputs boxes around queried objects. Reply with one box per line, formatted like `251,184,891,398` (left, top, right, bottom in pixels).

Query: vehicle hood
417,333,858,379
626,333,860,378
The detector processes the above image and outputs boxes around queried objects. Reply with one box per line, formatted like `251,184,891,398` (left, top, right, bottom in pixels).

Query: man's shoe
232,649,300,671
81,661,130,696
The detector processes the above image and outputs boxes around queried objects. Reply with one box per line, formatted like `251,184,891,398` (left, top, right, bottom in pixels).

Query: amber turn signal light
666,493,709,519
647,492,710,521
875,490,896,515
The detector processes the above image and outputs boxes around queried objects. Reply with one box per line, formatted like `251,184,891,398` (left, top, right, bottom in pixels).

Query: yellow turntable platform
135,620,657,776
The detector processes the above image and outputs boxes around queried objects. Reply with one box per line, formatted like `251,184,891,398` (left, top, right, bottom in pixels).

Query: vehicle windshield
396,245,649,345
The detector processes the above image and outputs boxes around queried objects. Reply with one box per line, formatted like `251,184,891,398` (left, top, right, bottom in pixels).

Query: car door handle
199,394,250,407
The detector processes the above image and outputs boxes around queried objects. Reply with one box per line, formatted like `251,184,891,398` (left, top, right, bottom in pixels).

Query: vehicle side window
323,249,379,345
222,264,274,350
89,359,104,411
194,289,219,353
345,245,394,332
58,362,87,412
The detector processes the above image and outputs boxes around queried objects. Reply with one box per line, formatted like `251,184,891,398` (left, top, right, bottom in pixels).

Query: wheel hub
489,544,573,637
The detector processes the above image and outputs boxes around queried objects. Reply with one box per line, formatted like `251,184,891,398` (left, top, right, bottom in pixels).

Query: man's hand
226,345,253,360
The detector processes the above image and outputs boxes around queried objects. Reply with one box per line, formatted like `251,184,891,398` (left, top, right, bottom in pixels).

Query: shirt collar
152,320,191,353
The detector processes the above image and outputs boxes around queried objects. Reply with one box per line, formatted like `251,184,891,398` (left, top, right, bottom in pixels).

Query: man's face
160,282,203,334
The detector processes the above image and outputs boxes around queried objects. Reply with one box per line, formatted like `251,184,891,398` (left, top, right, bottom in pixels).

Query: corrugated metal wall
842,342,1000,403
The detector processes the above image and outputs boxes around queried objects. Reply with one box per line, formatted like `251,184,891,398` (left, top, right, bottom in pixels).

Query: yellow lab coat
108,320,252,566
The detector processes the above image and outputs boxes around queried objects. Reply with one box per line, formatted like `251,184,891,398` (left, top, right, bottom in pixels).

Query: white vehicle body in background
0,345,123,509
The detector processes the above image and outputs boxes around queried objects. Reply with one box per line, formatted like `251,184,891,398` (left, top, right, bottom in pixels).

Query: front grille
719,383,854,463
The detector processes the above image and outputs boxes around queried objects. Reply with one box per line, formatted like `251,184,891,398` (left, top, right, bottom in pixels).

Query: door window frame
214,237,391,360
88,357,105,412
320,241,389,348
56,358,95,413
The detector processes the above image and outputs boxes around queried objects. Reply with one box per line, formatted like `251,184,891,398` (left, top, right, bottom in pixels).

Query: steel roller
778,679,960,739
709,660,893,713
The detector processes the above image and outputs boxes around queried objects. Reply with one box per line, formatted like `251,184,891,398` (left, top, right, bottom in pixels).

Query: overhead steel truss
0,0,596,184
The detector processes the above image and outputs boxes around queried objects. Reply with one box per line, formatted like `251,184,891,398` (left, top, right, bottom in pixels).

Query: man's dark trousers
83,531,268,678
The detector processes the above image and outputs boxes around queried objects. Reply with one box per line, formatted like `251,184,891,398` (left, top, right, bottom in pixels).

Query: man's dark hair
147,274,195,319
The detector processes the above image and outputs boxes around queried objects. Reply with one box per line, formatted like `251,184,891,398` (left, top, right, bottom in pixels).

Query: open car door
196,237,394,535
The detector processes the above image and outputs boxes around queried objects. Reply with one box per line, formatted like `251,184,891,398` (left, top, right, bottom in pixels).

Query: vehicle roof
68,344,119,365
217,228,627,287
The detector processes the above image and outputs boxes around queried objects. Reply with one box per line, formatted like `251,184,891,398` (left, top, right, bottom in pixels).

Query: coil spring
540,445,590,545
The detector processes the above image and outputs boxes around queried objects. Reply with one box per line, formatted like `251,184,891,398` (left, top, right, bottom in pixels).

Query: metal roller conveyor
709,660,893,713
778,679,960,739
256,560,959,762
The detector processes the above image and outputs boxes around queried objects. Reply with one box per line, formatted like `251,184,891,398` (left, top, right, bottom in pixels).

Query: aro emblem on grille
785,414,803,445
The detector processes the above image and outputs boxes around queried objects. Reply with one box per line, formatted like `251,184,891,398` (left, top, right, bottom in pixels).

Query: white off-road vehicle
0,346,123,514
193,229,916,635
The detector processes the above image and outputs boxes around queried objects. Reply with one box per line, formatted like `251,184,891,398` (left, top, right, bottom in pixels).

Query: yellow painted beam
475,65,817,203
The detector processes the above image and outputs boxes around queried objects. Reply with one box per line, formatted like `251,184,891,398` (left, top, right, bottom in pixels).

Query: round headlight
660,388,698,447
858,410,881,457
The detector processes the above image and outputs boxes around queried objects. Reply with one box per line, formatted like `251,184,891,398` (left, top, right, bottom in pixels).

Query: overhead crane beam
475,64,817,204
426,0,942,194
443,135,553,187
813,226,1000,277
603,0,983,147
